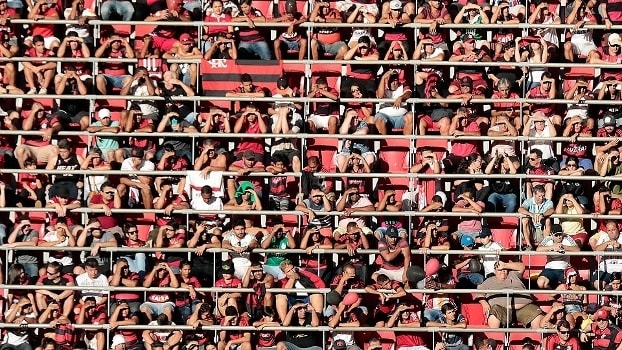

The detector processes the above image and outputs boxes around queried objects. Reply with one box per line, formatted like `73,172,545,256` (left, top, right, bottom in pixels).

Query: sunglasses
105,191,115,194
312,195,323,199
127,230,138,234
351,89,361,93
529,158,538,161
566,163,577,167
558,330,570,334
597,318,608,321
611,45,621,48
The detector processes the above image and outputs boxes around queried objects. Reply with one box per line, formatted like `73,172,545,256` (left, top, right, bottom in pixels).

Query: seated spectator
485,150,519,213
194,139,228,176
426,302,468,350
35,261,75,317
75,258,109,309
75,296,107,350
344,36,379,94
76,221,118,274
414,0,451,52
118,224,148,278
23,35,56,94
535,224,579,289
299,224,333,280
386,303,428,350
87,109,122,164
525,72,561,126
56,32,92,83
142,318,182,350
272,3,307,60
109,258,142,313
261,224,295,279
334,186,374,236
306,76,340,134
564,78,594,128
231,0,270,60
525,148,555,200
45,185,83,237
364,274,406,326
214,260,242,317
222,219,258,279
265,155,293,210
453,235,484,288
46,139,84,199
243,261,275,315
544,320,581,350
277,301,321,350
377,1,410,57
451,187,485,241
204,31,238,59
218,306,252,350
109,303,140,350
26,0,60,50
6,217,40,278
551,268,587,327
309,0,347,60
80,148,112,198
276,259,325,321
88,181,121,232
4,297,37,349
120,67,160,121
163,34,203,88
372,227,410,283
140,261,179,321
94,35,135,95
371,70,413,135
487,41,523,91
118,147,155,209
39,220,77,274
453,1,490,51
518,184,554,250
476,261,544,329
591,220,622,290
296,185,333,232
187,219,222,286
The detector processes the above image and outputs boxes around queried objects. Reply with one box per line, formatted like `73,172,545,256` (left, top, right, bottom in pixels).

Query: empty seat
378,144,409,173
305,137,338,172
461,302,486,326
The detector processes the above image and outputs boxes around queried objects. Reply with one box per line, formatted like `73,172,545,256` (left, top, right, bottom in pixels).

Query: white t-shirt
191,196,224,222
75,272,109,303
223,232,256,259
478,241,504,276
597,234,622,272
120,158,155,182
42,231,73,266
539,236,576,270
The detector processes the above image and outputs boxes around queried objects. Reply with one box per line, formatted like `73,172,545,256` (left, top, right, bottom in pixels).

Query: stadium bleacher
0,0,622,349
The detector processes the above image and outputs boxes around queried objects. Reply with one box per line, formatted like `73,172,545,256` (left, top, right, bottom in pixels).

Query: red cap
180,33,193,44
595,308,609,321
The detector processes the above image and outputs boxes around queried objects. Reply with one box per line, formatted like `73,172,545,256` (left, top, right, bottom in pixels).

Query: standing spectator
518,184,554,250
476,261,544,329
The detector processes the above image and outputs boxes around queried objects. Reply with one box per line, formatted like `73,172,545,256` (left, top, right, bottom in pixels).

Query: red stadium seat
415,138,448,162
270,0,309,17
305,137,338,172
378,139,410,173
125,213,156,242
508,331,543,350
490,227,517,250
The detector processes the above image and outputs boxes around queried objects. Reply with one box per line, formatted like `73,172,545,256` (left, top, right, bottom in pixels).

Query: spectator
299,224,333,279
372,226,410,283
222,218,259,279
309,0,347,60
306,76,340,134
76,221,118,274
535,224,579,289
372,70,414,135
204,31,238,59
118,147,155,209
477,229,505,277
23,35,56,94
218,306,252,350
175,261,204,322
45,185,83,237
94,35,135,95
277,301,321,350
364,274,406,326
579,309,622,349
108,258,142,313
194,139,228,176
88,181,122,232
551,268,587,326
120,67,160,121
272,3,307,60
231,0,270,60
140,261,179,321
261,224,295,279
87,109,122,164
485,150,518,213
109,304,140,349
545,320,580,350
38,221,77,274
35,261,75,317
231,106,268,160
591,221,622,290
276,259,325,320
518,184,554,250
26,1,60,50
476,261,544,329
451,187,485,241
118,224,148,278
46,139,84,199
6,216,40,278
386,303,428,350
213,260,242,316
555,192,588,248
334,186,374,236
164,35,203,88
242,261,275,315
426,302,468,350
142,318,182,350
524,148,556,200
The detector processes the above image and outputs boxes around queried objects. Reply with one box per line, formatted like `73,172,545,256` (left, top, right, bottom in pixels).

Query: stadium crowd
0,0,621,349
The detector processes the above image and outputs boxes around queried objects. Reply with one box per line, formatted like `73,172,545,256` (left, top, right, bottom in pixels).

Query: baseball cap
111,335,126,349
386,226,399,237
604,116,616,127
461,33,476,42
551,224,564,235
609,33,622,46
98,108,111,119
390,0,402,10
242,150,256,160
221,261,234,274
333,340,347,350
180,33,193,44
478,226,492,238
595,308,610,321
460,76,473,87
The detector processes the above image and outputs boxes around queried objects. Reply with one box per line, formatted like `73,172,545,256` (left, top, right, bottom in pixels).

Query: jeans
101,0,135,21
487,192,518,213
457,272,484,288
177,299,202,323
239,40,272,60
122,253,147,278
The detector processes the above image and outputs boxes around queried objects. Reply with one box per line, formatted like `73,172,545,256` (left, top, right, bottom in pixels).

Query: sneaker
522,244,533,251
38,88,47,94
27,88,36,94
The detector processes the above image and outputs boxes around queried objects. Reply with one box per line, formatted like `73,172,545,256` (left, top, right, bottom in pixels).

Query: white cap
390,0,402,10
435,191,447,206
609,33,622,46
111,335,126,349
98,108,111,119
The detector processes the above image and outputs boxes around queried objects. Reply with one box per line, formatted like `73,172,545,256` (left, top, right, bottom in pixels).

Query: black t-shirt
286,316,320,348
60,81,89,116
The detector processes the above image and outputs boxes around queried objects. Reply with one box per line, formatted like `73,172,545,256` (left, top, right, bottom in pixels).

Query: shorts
18,144,57,164
279,342,322,350
375,111,406,129
287,295,310,308
564,108,588,121
103,74,130,89
490,303,542,327
308,114,337,129
538,268,565,286
450,78,488,93
374,226,407,239
140,301,175,316
52,110,88,130
567,231,588,245
279,39,301,51
590,270,612,284
565,304,583,314
318,41,346,56
375,267,404,282
263,264,286,280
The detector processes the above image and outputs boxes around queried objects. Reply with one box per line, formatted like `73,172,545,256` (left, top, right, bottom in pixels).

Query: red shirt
395,311,426,348
174,275,201,307
591,324,622,349
110,272,141,302
230,159,265,193
32,7,58,37
214,277,242,288
62,48,90,76
204,12,232,36
47,196,81,227
371,280,403,314
26,47,54,66
492,91,520,113
129,118,155,149
89,193,119,229
220,314,250,341
281,268,326,288
234,121,265,156
527,85,555,115
378,238,408,270
526,164,556,184
156,194,189,227
102,49,129,76
238,9,264,42
450,120,480,157
545,334,580,350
